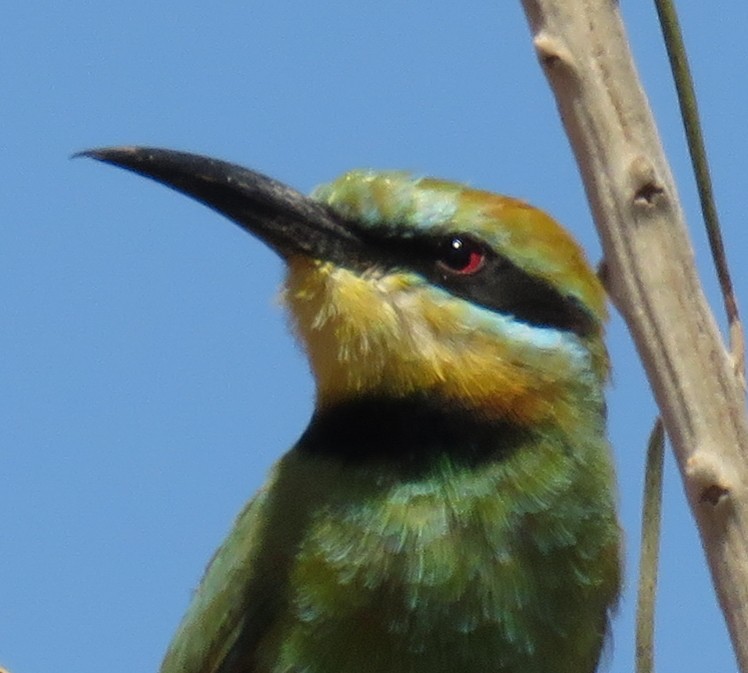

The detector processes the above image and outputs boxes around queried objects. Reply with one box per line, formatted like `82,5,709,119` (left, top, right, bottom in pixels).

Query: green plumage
163,418,618,673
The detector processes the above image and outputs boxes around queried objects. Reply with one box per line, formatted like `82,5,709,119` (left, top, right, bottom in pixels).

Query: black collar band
297,394,528,475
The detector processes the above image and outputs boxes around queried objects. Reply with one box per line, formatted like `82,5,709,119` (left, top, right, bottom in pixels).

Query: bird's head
81,148,607,434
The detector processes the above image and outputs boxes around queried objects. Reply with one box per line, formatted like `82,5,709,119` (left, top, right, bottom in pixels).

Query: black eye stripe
412,237,596,337
371,232,596,338
324,214,598,338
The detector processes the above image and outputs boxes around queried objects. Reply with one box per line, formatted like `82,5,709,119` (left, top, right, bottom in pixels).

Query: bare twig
519,2,748,670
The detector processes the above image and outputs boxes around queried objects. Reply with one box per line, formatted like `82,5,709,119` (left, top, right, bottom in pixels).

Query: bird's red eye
436,236,486,275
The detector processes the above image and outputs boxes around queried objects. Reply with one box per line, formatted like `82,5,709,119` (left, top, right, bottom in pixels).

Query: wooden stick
519,1,748,669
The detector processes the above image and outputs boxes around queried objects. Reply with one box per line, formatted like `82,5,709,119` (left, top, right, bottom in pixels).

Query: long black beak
77,146,359,262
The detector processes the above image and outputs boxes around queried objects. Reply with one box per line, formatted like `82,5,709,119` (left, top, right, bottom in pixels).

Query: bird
81,146,621,673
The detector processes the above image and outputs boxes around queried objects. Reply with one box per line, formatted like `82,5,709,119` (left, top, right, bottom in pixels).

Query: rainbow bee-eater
82,147,621,673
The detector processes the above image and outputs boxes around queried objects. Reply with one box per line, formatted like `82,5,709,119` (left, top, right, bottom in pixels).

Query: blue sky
3,2,746,672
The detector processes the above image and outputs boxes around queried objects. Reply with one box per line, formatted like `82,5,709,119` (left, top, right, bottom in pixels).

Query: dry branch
519,1,748,669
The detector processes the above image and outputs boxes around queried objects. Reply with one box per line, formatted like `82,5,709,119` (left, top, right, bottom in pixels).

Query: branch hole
700,483,729,506
634,181,665,207
541,52,561,68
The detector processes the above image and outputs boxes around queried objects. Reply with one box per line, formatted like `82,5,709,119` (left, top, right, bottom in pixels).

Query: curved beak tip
72,145,150,164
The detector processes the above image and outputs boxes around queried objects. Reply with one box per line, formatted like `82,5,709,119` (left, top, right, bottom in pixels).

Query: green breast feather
162,426,619,673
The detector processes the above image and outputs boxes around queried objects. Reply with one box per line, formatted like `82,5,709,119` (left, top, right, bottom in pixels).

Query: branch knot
628,155,666,209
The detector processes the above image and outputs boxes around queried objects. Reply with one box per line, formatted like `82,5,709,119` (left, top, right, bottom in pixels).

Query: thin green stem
636,418,665,673
653,0,744,382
